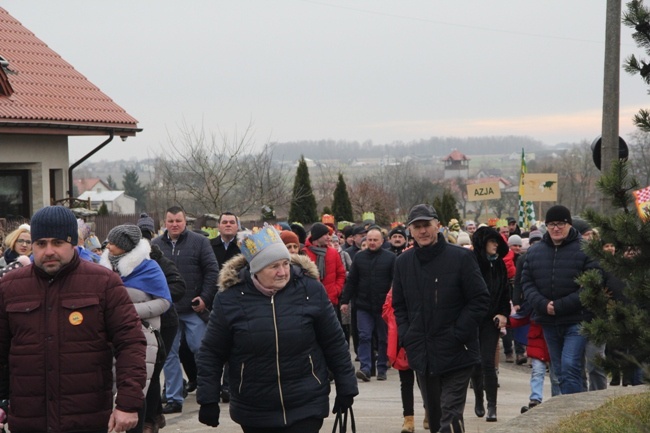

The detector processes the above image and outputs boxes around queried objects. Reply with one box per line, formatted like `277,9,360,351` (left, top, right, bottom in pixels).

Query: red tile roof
0,7,139,135
74,178,110,195
442,149,470,161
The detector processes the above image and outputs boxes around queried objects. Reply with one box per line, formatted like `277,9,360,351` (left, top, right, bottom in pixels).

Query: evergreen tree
331,173,353,222
578,160,649,382
322,206,332,215
122,168,147,213
288,156,318,224
106,175,118,190
98,200,109,215
433,189,460,226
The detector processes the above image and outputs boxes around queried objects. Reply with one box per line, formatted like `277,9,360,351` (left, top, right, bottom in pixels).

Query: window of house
0,170,30,218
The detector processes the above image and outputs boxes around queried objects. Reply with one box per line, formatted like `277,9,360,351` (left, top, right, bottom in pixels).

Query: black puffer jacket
521,227,600,325
151,229,219,318
340,247,395,313
149,243,186,329
196,255,358,428
472,227,511,322
392,234,490,376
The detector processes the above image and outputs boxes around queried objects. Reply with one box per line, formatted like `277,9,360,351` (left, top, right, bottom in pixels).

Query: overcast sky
4,1,647,162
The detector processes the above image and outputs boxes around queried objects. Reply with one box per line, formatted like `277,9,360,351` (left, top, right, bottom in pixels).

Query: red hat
280,230,299,246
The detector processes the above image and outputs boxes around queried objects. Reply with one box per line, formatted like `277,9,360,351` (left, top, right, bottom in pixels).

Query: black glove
332,395,354,414
199,403,220,427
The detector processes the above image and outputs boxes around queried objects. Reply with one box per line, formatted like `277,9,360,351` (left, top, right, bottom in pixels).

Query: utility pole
601,0,622,213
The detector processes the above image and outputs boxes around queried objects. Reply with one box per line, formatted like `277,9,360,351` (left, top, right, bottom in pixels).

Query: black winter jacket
196,255,358,428
340,248,395,313
210,236,241,268
150,243,186,329
392,234,490,376
472,227,511,323
151,229,219,318
521,228,600,325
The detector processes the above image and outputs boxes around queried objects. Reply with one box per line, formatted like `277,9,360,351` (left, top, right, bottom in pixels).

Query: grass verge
544,392,650,433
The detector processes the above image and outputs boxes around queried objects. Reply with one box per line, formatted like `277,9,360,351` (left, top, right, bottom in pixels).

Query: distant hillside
270,135,547,162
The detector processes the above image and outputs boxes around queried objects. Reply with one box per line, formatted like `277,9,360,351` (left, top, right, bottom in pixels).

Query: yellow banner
466,181,501,202
522,173,558,201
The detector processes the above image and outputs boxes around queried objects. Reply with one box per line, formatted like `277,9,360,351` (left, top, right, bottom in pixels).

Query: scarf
251,272,285,297
120,259,172,303
308,246,327,280
109,253,126,271
414,233,445,264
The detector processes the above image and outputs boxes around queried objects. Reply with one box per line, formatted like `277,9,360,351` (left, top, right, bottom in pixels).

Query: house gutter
68,130,114,200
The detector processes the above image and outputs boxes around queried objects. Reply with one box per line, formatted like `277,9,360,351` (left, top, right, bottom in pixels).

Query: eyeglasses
547,222,567,229
16,239,32,245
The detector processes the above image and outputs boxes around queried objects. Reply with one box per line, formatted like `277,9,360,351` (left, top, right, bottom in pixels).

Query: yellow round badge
69,311,83,326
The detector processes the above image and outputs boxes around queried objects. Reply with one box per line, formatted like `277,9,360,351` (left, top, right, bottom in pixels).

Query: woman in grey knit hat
100,224,172,433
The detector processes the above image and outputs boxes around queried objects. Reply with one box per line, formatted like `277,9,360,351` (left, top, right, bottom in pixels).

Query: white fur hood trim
99,239,152,277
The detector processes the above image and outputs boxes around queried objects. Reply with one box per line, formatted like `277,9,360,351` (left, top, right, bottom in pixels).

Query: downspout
68,131,115,200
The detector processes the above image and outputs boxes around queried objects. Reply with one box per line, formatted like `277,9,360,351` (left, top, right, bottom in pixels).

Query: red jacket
501,234,516,279
0,252,147,433
382,290,409,370
509,314,550,362
303,239,346,306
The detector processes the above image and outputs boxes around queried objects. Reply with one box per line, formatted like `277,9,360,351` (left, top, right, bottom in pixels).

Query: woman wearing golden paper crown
196,225,358,432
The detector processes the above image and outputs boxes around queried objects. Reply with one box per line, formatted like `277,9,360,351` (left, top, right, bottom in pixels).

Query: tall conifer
288,156,318,224
331,173,353,222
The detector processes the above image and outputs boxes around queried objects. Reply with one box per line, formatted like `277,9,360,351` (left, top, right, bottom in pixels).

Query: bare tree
349,176,398,225
627,131,650,186
149,122,293,218
536,141,599,214
379,160,444,216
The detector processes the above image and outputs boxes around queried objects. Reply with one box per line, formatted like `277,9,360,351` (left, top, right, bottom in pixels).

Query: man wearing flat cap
392,204,490,433
345,226,367,261
0,206,147,433
522,205,600,395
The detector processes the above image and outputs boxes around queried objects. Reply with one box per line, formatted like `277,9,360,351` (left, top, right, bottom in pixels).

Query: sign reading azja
466,181,501,201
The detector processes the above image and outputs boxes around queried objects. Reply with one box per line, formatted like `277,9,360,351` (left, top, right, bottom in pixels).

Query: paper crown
322,214,335,225
362,212,375,223
240,225,283,263
337,221,353,230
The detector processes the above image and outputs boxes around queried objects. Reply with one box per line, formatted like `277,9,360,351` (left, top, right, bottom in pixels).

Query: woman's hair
4,225,31,250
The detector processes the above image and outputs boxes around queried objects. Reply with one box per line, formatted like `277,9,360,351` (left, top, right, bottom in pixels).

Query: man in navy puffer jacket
522,205,600,395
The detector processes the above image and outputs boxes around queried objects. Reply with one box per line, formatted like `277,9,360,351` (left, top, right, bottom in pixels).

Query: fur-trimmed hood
472,226,509,258
218,253,319,291
99,239,152,277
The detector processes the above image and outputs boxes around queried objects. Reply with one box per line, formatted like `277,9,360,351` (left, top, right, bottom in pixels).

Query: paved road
162,353,548,432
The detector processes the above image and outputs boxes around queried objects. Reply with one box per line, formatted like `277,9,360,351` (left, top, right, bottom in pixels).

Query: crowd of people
0,202,645,433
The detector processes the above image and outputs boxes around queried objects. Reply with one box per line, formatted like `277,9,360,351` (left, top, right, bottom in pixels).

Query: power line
298,0,618,46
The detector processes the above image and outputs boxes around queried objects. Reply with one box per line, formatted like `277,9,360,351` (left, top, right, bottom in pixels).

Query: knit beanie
280,230,300,246
545,205,572,225
508,234,523,246
529,230,543,242
107,224,142,253
137,212,155,234
30,206,79,245
241,226,291,275
290,223,307,245
309,223,330,242
388,227,407,239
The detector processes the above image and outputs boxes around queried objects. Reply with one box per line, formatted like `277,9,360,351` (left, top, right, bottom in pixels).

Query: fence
92,213,160,241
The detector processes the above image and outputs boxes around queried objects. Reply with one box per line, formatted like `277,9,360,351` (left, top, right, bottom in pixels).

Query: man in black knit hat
0,206,146,433
522,205,600,395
